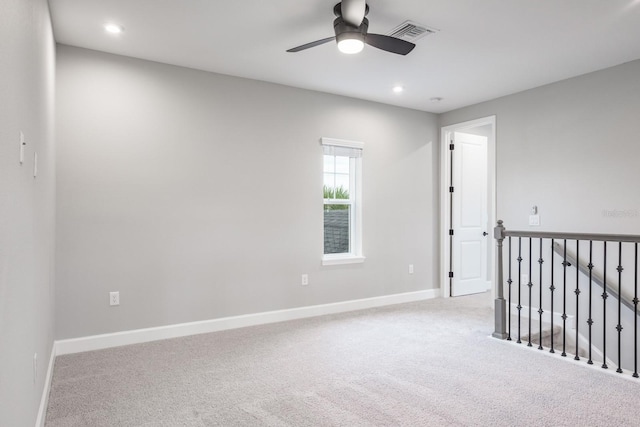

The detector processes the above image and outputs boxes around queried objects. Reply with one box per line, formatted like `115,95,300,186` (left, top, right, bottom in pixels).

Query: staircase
513,316,590,359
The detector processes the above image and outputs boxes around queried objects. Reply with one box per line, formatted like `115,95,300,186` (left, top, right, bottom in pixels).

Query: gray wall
440,59,640,234
0,0,56,425
55,46,439,339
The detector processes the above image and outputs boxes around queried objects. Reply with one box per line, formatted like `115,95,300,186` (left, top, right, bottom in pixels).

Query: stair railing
493,220,640,377
552,241,637,314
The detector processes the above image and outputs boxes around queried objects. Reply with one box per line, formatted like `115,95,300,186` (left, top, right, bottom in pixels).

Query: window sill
321,255,366,266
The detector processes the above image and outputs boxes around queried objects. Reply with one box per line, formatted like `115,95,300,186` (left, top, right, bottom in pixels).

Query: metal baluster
562,239,568,357
587,241,594,365
550,238,555,354
538,238,544,350
508,236,512,341
616,242,623,373
517,238,523,344
602,241,608,370
634,243,638,378
574,240,581,361
528,238,533,347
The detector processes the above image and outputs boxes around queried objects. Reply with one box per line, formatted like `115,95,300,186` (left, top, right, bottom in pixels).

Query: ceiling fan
287,0,415,56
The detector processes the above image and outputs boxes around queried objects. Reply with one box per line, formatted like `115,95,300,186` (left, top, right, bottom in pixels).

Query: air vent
386,20,438,42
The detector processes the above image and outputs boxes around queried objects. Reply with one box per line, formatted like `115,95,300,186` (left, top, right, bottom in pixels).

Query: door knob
483,231,488,236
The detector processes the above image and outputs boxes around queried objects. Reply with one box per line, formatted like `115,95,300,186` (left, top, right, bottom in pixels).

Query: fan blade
341,0,366,27
287,36,336,53
365,34,415,55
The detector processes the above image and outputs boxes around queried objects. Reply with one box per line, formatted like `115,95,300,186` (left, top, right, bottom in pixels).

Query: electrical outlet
301,274,309,286
408,264,414,274
110,291,120,306
33,353,37,384
521,274,529,285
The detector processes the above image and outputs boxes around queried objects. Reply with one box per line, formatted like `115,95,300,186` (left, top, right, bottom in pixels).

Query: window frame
321,137,365,266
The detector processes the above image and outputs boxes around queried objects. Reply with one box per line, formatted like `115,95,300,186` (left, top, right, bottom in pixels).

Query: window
321,138,364,265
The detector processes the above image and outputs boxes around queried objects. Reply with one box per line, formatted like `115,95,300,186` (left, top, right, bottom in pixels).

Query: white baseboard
35,343,56,427
55,289,440,356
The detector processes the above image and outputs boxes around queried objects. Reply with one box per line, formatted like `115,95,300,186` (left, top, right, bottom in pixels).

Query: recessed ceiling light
430,97,443,102
104,23,124,34
393,85,404,94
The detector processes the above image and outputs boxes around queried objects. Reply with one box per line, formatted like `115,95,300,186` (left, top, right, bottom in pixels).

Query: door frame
440,116,497,299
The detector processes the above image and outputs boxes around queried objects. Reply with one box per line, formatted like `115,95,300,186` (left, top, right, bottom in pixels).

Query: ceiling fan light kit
337,37,364,54
335,16,367,54
287,0,415,56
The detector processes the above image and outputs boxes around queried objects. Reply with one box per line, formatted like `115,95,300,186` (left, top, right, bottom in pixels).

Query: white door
451,131,489,296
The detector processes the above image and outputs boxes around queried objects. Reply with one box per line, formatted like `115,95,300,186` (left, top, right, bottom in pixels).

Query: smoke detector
386,21,439,42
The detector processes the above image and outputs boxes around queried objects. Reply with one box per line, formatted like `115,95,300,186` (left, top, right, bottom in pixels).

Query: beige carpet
45,293,640,426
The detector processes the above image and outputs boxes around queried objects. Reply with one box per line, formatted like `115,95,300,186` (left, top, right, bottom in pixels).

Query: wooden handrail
498,229,640,244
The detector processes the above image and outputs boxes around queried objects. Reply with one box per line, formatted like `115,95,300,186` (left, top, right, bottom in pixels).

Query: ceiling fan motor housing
334,16,368,45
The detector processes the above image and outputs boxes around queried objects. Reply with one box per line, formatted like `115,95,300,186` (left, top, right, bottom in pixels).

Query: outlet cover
409,264,414,274
301,274,309,286
110,291,120,306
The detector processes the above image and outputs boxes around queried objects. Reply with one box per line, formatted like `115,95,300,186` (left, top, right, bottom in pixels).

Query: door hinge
449,229,454,236
449,271,454,278
449,186,454,193
449,143,455,150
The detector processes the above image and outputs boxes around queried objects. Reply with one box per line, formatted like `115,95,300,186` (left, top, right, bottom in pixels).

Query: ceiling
50,0,640,113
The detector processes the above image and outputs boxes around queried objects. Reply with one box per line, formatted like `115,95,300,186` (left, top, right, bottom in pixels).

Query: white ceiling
50,0,640,113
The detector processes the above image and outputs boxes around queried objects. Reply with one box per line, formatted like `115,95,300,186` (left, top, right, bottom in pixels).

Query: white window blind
321,138,363,158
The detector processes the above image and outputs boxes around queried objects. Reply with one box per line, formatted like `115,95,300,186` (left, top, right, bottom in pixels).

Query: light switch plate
529,215,540,226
